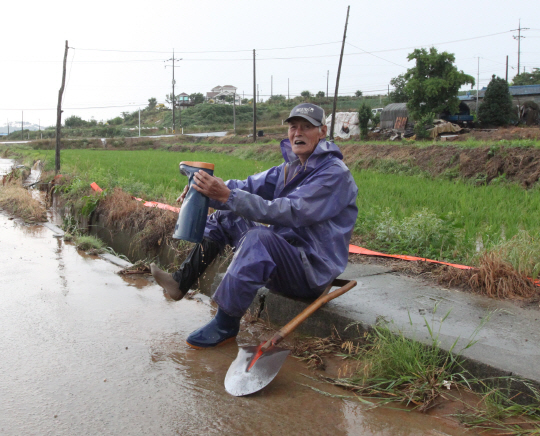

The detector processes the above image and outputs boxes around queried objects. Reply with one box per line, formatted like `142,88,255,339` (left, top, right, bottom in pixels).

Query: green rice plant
374,208,465,260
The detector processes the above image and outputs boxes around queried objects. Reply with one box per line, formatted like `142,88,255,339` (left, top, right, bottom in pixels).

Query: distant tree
358,102,372,140
355,90,363,98
388,74,409,103
147,97,157,110
316,91,325,98
121,111,130,120
107,116,123,126
189,93,205,105
478,75,514,126
64,115,87,128
404,47,475,120
165,93,179,107
267,94,286,104
512,68,540,86
241,98,249,105
300,90,311,99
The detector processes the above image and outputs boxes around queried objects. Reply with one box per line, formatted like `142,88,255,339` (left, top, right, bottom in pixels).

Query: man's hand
192,170,231,204
176,185,189,204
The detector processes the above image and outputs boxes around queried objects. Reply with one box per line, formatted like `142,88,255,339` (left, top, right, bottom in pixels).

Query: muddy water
0,213,474,436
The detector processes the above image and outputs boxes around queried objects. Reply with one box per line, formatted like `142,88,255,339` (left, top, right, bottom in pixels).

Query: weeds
74,235,106,252
0,182,47,223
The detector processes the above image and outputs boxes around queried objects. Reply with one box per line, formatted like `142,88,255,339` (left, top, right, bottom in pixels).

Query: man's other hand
176,185,189,203
192,171,231,204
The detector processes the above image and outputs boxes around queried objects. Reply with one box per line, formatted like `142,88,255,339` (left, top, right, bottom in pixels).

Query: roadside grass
74,235,105,252
315,309,540,434
0,178,47,223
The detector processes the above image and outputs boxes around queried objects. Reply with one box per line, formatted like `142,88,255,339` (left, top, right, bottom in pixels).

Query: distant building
460,84,540,112
176,92,194,110
206,85,241,104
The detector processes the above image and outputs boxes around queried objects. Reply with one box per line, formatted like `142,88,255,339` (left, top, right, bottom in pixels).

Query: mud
0,212,477,435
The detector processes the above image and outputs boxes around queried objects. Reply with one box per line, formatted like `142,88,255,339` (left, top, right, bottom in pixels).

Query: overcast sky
1,0,539,127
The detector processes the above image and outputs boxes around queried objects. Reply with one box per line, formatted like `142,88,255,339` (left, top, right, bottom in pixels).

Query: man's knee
240,226,277,248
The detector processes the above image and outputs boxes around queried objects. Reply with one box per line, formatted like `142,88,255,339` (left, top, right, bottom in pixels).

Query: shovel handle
261,279,356,352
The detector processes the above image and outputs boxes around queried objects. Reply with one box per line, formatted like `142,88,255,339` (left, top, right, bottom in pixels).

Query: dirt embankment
339,143,540,187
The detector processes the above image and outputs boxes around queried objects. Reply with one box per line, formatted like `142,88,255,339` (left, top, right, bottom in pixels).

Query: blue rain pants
204,210,325,318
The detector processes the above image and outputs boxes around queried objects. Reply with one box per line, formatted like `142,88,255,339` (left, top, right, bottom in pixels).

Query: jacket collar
279,138,343,170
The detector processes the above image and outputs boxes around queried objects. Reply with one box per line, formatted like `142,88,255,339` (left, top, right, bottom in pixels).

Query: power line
70,41,342,54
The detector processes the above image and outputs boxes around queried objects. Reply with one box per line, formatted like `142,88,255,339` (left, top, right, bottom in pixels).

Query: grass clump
333,318,464,411
74,235,105,252
439,230,540,300
0,182,47,223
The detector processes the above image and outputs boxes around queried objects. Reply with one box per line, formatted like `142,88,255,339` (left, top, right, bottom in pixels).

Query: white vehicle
372,108,384,116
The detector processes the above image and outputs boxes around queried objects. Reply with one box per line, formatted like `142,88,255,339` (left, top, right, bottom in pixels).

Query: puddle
0,213,475,435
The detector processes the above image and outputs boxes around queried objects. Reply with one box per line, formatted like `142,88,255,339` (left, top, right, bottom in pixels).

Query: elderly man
151,103,358,349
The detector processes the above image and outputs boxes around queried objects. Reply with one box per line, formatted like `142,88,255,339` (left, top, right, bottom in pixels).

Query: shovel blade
224,345,290,396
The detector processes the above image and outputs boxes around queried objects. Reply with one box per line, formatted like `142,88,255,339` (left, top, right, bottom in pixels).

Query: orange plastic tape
348,244,474,270
90,182,103,192
132,197,180,213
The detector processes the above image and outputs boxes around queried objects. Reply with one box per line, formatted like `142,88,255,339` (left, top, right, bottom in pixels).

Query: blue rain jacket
209,138,359,290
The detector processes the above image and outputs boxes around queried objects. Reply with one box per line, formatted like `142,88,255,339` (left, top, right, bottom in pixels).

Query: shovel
224,278,357,396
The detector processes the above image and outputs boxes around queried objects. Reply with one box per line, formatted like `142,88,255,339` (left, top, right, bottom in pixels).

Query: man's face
288,117,327,164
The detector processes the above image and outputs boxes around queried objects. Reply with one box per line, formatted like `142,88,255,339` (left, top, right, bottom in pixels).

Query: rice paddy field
17,147,540,264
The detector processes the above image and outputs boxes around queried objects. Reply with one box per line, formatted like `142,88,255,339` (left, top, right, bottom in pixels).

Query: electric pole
330,5,350,140
512,20,529,75
56,40,68,174
253,49,256,143
21,111,23,140
165,50,182,133
506,55,509,82
326,70,329,97
476,57,480,115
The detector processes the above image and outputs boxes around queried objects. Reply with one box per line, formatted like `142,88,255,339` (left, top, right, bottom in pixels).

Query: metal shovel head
224,345,290,396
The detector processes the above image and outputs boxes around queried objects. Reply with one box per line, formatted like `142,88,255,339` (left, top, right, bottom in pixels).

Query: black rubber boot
172,237,221,294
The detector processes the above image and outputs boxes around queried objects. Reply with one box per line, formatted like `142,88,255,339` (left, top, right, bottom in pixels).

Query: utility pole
21,111,23,140
326,70,329,97
506,55,509,82
476,57,480,115
138,108,141,137
253,49,256,143
233,92,236,134
512,19,529,75
56,40,68,174
330,5,350,140
165,50,182,133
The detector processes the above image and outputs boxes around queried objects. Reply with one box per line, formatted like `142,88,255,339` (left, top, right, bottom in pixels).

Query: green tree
355,90,363,98
65,115,88,128
189,93,205,105
300,90,311,99
512,68,540,86
316,91,325,98
147,97,157,110
165,93,179,107
478,75,514,126
267,94,286,104
404,47,475,120
388,74,409,103
358,102,372,140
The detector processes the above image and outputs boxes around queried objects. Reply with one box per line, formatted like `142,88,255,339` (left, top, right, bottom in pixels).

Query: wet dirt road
0,212,473,436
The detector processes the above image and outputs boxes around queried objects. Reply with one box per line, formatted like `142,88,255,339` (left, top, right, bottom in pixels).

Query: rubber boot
186,308,241,349
172,238,221,294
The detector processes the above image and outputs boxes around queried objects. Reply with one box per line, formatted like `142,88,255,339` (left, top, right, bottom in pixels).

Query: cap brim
284,114,323,127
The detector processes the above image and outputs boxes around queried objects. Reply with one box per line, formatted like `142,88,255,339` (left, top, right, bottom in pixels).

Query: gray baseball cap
285,103,325,126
